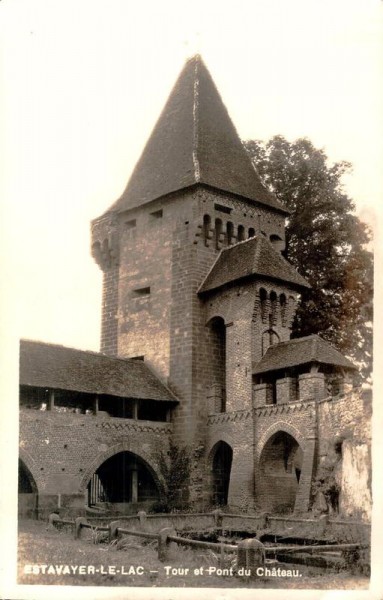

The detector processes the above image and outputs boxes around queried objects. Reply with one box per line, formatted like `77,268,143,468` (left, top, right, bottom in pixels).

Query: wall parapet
207,409,251,426
19,409,172,433
97,420,172,434
255,399,315,418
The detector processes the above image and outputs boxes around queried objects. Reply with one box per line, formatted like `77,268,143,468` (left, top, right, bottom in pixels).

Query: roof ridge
265,335,321,349
221,234,259,253
20,339,136,365
192,58,201,182
311,335,318,361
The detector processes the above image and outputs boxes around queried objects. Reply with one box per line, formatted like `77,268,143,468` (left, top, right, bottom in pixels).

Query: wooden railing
48,511,369,570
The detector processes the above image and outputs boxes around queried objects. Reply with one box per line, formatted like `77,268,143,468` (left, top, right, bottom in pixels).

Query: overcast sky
1,0,382,353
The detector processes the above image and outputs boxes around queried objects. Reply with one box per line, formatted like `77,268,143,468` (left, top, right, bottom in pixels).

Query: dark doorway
87,451,159,506
208,317,226,411
211,441,233,505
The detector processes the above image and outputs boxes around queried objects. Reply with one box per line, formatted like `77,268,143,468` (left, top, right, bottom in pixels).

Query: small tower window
248,227,255,238
133,287,151,296
270,291,278,326
237,225,245,242
150,209,163,220
215,218,223,249
126,219,137,229
260,288,268,323
280,294,287,326
227,222,235,245
214,203,232,215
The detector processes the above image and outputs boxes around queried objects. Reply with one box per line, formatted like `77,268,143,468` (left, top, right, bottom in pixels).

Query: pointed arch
79,442,163,493
257,429,303,513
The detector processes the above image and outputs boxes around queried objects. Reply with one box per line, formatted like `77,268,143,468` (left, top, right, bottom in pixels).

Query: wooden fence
48,512,369,570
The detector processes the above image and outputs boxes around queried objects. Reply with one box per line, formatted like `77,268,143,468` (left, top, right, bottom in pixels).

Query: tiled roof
108,56,287,215
198,235,309,294
19,340,178,402
253,335,356,375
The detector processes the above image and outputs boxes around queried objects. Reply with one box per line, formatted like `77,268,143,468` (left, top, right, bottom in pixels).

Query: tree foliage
154,441,192,512
245,136,373,379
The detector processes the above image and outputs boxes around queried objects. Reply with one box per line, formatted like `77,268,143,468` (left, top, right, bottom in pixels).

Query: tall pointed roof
109,56,287,214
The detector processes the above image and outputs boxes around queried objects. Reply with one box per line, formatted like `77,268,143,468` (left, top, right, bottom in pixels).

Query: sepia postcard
1,1,382,599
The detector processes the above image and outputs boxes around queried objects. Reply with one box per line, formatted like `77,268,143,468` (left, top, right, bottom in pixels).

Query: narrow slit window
214,203,232,215
150,209,163,219
133,287,151,296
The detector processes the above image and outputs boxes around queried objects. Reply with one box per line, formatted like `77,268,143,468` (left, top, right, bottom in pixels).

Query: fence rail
48,510,370,570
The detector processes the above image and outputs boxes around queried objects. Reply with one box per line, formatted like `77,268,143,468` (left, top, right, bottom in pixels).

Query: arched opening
270,291,278,326
211,442,233,506
215,218,223,249
18,459,38,518
258,432,303,513
226,222,235,245
270,234,285,252
237,224,245,242
280,293,287,326
259,288,268,323
87,451,160,507
207,317,226,411
18,460,37,494
203,214,212,246
248,227,256,238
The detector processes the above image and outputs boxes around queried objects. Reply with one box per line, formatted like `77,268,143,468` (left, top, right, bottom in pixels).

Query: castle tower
91,56,310,505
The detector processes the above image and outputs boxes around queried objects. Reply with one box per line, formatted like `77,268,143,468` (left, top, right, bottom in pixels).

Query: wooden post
109,520,120,542
48,390,55,411
48,513,60,527
237,538,265,576
212,509,223,528
74,517,88,540
94,396,99,416
132,399,138,420
137,510,146,528
131,469,138,503
158,527,176,562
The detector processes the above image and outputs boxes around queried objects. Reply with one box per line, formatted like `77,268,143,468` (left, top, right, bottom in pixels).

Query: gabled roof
108,56,287,215
253,335,356,375
19,340,178,403
198,235,309,294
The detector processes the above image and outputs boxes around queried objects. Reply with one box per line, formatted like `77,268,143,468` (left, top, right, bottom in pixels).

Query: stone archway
79,441,163,494
87,451,160,506
257,430,303,513
80,442,163,509
18,457,39,518
18,459,38,494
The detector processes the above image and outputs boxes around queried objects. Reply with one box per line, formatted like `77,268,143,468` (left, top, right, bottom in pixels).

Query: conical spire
110,56,286,214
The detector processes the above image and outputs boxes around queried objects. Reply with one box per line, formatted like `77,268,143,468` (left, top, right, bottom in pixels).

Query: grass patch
17,519,369,589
